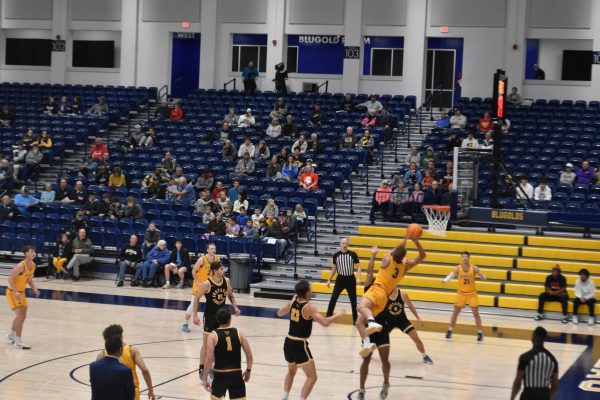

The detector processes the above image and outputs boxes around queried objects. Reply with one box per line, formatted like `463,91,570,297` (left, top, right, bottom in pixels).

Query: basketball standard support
491,69,507,209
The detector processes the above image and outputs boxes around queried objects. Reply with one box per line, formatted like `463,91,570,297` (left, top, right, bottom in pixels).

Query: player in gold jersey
97,324,155,400
182,243,219,333
441,251,487,341
356,236,426,357
6,245,39,349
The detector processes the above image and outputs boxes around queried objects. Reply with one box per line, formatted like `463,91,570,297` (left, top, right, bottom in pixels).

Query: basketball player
203,307,253,400
192,261,241,380
182,243,219,333
278,279,345,400
356,235,426,357
441,251,487,341
6,245,39,349
96,324,156,400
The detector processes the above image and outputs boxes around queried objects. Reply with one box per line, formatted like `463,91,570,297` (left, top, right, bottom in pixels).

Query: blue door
170,32,201,98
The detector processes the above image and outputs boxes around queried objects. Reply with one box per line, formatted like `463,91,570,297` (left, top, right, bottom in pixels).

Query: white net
422,206,451,236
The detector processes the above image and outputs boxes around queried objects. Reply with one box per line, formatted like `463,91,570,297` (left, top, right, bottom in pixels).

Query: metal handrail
224,78,237,91
157,84,168,102
316,80,329,94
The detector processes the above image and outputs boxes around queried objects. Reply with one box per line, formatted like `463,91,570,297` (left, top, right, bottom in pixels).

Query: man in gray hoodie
65,228,94,281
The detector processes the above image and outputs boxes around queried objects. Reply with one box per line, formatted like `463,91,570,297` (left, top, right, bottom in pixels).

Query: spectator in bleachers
270,97,289,119
194,170,214,193
95,164,109,186
97,192,111,217
242,61,259,93
533,179,552,202
370,179,392,224
480,131,494,150
162,239,191,289
0,105,16,126
299,159,315,175
220,122,231,142
478,112,492,132
257,217,269,237
116,234,142,287
299,165,319,191
404,162,422,186
35,130,52,149
264,117,281,139
421,170,434,187
139,127,157,148
217,191,231,211
376,107,395,143
71,96,83,114
340,93,355,112
358,94,383,115
127,124,144,150
160,151,176,174
222,203,234,222
406,183,424,214
174,167,186,180
508,87,522,105
226,216,240,237
142,168,167,199
78,156,97,178
142,222,160,256
235,152,256,176
207,211,226,236
223,107,238,127
121,196,143,219
238,108,256,128
534,265,568,323
516,176,534,201
251,207,262,227
461,131,479,149
339,127,356,149
276,147,289,164
25,144,43,176
67,211,89,237
65,228,94,281
242,219,256,238
0,158,14,189
90,137,109,161
194,190,213,213
576,160,594,185
361,110,378,128
306,133,324,157
255,140,271,161
176,177,196,203
237,206,249,226
238,137,256,158
52,233,72,278
202,205,215,224
285,208,297,235
265,212,276,226
0,195,17,220
134,239,170,287
450,108,467,129
154,100,171,120
108,167,126,188
291,148,305,168
22,129,36,148
292,134,308,154
268,211,292,258
424,180,444,205
222,139,237,161
533,64,545,80
573,269,596,325
281,114,299,137
57,96,70,114
267,155,282,179
294,204,307,230
40,183,55,203
404,145,421,166
169,103,184,121
445,131,461,153
212,181,226,201
227,179,241,203
307,103,322,126
357,129,375,164
391,180,410,219
595,167,600,184
12,143,27,180
233,192,249,214
282,156,299,181
425,160,438,179
434,111,451,130
43,96,58,115
421,147,438,169
84,192,100,216
263,198,279,218
55,179,73,203
441,161,454,188
72,180,86,204
109,196,123,219
88,97,108,115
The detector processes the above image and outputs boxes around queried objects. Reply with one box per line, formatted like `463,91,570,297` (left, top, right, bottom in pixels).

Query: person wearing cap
88,97,108,115
270,97,288,119
242,61,259,93
128,124,144,149
299,165,319,191
169,103,184,121
266,118,282,138
238,137,256,158
421,147,438,169
237,108,255,128
533,179,552,202
223,106,238,127
14,186,39,214
357,94,383,115
534,265,569,323
370,180,392,224
281,114,299,137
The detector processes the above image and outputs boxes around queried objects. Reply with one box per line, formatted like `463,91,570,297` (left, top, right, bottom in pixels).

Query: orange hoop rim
422,205,451,212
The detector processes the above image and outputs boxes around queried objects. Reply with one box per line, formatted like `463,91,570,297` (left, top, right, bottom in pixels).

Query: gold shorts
6,289,27,310
456,292,478,308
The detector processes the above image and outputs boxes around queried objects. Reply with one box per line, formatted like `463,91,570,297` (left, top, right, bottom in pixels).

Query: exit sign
181,21,190,29
440,26,449,33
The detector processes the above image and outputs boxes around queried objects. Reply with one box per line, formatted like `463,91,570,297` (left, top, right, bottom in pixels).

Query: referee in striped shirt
511,327,559,400
326,238,361,323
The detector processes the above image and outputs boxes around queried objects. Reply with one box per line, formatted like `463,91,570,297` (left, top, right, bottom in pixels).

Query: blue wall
525,39,539,80
427,37,464,105
287,35,345,74
362,36,404,76
232,34,267,46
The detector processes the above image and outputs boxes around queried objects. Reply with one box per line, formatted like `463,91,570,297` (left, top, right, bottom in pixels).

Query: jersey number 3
291,308,300,322
392,267,400,279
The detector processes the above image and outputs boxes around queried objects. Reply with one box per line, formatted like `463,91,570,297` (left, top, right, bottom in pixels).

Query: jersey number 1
291,308,300,322
226,336,233,352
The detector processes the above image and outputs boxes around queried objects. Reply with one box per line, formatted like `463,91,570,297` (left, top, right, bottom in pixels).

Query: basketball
406,223,423,240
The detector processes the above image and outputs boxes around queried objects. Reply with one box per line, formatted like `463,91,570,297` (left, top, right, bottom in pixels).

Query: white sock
448,327,453,331
422,352,427,357
363,337,371,346
166,280,170,284
282,392,289,400
478,330,483,334
183,320,188,325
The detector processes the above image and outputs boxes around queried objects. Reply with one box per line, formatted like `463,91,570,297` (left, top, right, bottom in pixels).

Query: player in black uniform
193,261,241,380
203,307,253,400
277,279,345,400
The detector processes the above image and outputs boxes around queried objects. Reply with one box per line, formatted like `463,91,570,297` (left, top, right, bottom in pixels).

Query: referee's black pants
520,387,550,400
326,274,357,323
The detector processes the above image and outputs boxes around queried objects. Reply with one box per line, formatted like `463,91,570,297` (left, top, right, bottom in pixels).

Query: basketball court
1,277,597,399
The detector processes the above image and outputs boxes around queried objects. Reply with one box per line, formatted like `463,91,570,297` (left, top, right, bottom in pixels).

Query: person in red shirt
299,165,319,190
212,181,226,201
478,111,492,132
370,179,392,223
90,137,108,161
169,103,184,121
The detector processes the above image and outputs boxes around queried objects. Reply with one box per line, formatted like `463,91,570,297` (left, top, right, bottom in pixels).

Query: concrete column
341,0,362,94
503,0,526,92
120,0,139,86
590,0,600,94
265,0,286,88
199,0,217,89
402,0,427,107
50,0,68,84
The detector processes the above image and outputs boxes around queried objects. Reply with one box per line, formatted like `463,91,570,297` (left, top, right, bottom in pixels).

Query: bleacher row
314,226,600,314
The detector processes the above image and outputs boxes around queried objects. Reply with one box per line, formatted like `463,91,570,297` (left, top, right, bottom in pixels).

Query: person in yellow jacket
6,245,40,349
96,324,155,400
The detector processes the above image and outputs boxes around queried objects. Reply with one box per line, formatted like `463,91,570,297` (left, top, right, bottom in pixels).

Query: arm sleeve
544,276,551,288
332,252,338,266
517,354,527,371
352,251,360,264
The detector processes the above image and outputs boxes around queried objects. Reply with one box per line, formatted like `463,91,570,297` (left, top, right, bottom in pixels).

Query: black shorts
203,311,219,333
520,388,550,400
369,330,390,347
284,337,313,366
211,371,246,399
393,315,415,334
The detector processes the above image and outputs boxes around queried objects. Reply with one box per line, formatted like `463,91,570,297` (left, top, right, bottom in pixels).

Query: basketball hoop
422,205,451,236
